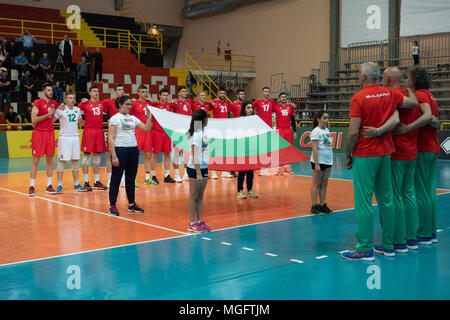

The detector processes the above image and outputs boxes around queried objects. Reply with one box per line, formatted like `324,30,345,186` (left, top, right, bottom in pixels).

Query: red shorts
277,128,293,144
31,130,55,157
152,129,172,153
135,128,152,152
81,128,105,154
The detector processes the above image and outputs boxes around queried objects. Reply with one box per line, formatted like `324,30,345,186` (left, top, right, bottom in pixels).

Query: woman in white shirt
411,41,419,65
108,95,152,216
310,110,333,215
186,109,211,233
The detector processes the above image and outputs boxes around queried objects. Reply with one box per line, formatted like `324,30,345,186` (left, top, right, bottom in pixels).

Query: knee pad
82,155,91,166
93,155,101,165
72,160,80,171
57,161,65,173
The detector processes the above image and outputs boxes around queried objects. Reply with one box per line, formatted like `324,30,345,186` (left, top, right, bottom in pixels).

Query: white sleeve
310,128,319,141
191,132,200,147
109,115,118,126
54,109,61,119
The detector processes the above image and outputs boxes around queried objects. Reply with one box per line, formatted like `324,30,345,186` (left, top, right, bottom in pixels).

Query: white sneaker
221,171,233,178
212,171,219,179
175,175,182,183
182,173,189,181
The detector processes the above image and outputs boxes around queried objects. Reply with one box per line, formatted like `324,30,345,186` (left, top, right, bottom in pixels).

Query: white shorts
58,135,81,161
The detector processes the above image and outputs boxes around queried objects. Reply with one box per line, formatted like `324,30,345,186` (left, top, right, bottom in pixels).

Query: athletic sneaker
182,173,189,181
407,239,419,250
417,237,432,245
221,171,233,178
268,168,276,175
128,203,144,213
135,180,140,188
164,175,176,183
150,176,159,185
283,166,293,174
394,244,408,253
230,171,237,178
188,222,201,233
342,250,375,261
237,191,247,199
198,221,211,232
175,175,183,183
431,233,438,244
310,204,323,215
93,181,108,190
275,167,283,175
46,185,58,195
320,203,333,214
74,184,88,192
255,170,261,176
373,245,395,257
211,171,219,179
28,186,36,197
56,185,63,194
84,182,93,192
247,190,259,198
109,206,120,216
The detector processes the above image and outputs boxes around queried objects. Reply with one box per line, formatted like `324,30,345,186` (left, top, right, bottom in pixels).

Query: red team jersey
274,103,294,129
192,101,212,112
391,87,420,160
350,84,404,157
130,100,152,123
172,99,193,116
416,89,439,154
33,98,58,131
102,98,118,116
230,102,242,118
150,101,173,131
77,100,105,129
253,99,276,127
211,99,230,118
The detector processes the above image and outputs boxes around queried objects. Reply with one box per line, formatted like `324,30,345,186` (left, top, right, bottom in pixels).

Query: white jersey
54,106,82,136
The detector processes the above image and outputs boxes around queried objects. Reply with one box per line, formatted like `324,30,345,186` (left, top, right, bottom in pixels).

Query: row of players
28,83,298,195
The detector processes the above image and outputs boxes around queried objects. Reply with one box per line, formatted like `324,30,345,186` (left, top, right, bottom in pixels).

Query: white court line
221,242,232,246
0,186,189,236
315,255,328,260
242,247,254,251
437,229,443,233
201,237,212,240
265,253,278,257
290,259,304,264
339,250,349,254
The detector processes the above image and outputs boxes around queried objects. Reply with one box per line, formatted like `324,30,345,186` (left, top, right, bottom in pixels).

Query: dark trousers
86,64,91,81
237,170,254,192
413,55,419,65
78,75,87,92
23,47,32,60
94,63,102,82
63,53,72,68
0,91,11,112
21,88,37,102
109,146,139,206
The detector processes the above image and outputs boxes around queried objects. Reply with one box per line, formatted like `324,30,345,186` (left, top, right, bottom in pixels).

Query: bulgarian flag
148,106,309,171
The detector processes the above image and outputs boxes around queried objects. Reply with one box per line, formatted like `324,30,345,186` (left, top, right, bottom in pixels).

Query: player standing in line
129,85,154,185
192,91,212,113
171,86,193,182
77,85,108,191
229,89,246,178
148,88,176,184
210,87,233,179
53,93,87,193
28,83,59,196
273,92,297,175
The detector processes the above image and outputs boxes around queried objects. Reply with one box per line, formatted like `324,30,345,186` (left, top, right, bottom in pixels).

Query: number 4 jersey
54,106,82,136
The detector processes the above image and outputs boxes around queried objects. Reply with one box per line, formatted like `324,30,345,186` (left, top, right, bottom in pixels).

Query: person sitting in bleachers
20,69,37,102
77,56,88,92
65,66,76,94
14,51,28,76
27,51,40,79
0,69,11,113
23,103,33,130
48,72,63,103
0,43,8,65
39,53,52,80
5,106,22,131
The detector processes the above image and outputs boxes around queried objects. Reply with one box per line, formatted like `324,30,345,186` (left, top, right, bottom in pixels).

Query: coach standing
342,62,418,261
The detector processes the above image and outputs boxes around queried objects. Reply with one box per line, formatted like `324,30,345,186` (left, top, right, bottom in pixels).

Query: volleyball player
171,86,193,182
53,92,87,193
28,83,59,196
210,87,233,179
77,85,108,191
273,92,297,175
192,91,212,113
108,95,152,216
149,88,176,184
229,89,245,178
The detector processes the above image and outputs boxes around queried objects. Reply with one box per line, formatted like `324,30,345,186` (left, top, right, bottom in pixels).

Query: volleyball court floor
0,153,448,299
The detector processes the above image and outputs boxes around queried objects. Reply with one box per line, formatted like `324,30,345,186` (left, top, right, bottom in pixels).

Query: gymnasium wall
174,0,330,98
0,0,184,27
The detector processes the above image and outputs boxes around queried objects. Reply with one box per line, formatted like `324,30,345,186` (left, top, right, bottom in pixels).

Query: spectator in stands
23,103,33,130
5,40,18,70
309,74,318,93
59,35,73,68
39,52,52,80
0,70,11,113
92,47,103,82
27,51,40,79
77,56,88,92
0,43,7,65
5,106,22,131
65,66,76,94
17,30,36,60
81,46,93,81
411,41,420,65
48,72,63,103
20,69,37,102
14,51,28,76
186,71,197,98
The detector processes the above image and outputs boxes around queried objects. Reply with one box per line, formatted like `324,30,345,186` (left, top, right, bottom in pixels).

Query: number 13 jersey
77,100,104,129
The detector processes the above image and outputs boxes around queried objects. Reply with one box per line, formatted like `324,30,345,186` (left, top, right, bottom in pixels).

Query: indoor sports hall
0,0,449,301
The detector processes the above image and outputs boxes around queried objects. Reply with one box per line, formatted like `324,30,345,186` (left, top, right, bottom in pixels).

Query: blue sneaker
373,245,395,257
56,185,63,194
431,233,438,244
394,244,408,253
74,184,88,192
407,239,419,250
342,250,375,261
417,237,432,245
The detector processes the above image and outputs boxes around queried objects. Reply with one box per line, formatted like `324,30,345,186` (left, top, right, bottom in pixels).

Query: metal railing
186,50,256,73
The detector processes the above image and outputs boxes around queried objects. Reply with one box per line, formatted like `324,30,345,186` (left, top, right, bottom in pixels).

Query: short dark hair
115,95,131,110
138,84,147,91
218,86,226,93
408,65,431,90
114,83,124,91
42,82,52,90
278,92,287,97
89,85,99,92
236,89,245,94
262,86,270,91
178,86,186,93
159,88,169,95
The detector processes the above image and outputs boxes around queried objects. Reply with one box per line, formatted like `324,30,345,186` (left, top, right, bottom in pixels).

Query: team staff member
28,83,59,196
108,95,152,216
77,85,108,191
342,62,418,261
